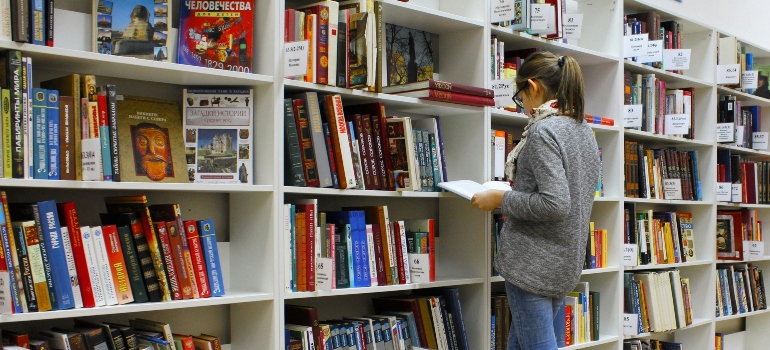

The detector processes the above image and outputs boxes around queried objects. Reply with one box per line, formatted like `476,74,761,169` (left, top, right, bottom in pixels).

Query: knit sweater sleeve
501,127,571,221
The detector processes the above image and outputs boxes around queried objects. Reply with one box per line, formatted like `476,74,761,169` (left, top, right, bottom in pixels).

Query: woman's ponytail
515,52,586,122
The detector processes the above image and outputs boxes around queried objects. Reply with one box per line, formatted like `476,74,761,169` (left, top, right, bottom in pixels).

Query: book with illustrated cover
177,0,254,72
183,89,253,184
385,24,438,89
93,0,172,62
385,118,418,191
116,95,187,183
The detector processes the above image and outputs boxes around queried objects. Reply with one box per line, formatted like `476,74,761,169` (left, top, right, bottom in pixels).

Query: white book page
438,180,511,200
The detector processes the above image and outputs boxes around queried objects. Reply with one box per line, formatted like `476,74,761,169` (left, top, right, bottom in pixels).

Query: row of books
494,0,570,43
717,150,770,205
2,318,223,350
623,73,695,138
718,36,754,93
284,201,435,292
584,223,608,270
284,95,447,192
490,36,516,111
0,0,53,45
285,288,469,350
716,263,767,317
623,142,702,201
2,194,224,315
623,270,694,333
716,210,762,261
624,13,683,74
717,96,761,147
623,339,682,350
623,205,698,266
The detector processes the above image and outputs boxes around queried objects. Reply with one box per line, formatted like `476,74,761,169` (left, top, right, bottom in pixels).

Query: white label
717,64,741,85
663,49,691,70
736,126,746,146
623,34,649,58
664,179,683,200
753,132,769,150
563,14,583,39
408,253,431,283
623,314,640,336
743,71,759,89
491,79,515,108
284,41,309,77
716,123,735,143
623,105,643,128
530,4,551,31
745,241,765,260
664,114,690,135
315,257,334,291
81,138,102,181
636,40,663,64
491,0,518,22
732,184,743,203
0,273,10,314
716,182,732,202
623,244,638,267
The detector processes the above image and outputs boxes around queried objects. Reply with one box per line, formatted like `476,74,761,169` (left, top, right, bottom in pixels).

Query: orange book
296,212,307,292
166,220,195,299
103,225,134,304
305,14,315,83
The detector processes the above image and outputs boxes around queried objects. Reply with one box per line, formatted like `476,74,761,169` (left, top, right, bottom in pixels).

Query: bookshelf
1,0,769,349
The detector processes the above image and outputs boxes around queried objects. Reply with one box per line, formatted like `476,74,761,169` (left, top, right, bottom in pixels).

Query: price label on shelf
743,70,759,89
662,49,691,70
663,179,683,200
716,182,732,202
716,123,735,143
284,41,309,77
717,64,741,85
623,244,638,267
623,105,643,128
664,114,690,135
490,0,518,22
623,314,640,336
408,253,431,283
753,132,769,150
623,34,648,58
491,79,515,108
636,40,663,64
744,241,765,260
563,14,583,39
315,257,334,291
732,184,743,203
530,4,552,31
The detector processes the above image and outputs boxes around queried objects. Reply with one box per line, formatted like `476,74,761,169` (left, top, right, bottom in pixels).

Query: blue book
490,315,496,350
32,88,48,180
746,53,755,94
290,204,297,293
689,151,702,201
350,210,371,287
382,311,420,348
0,210,22,313
30,0,45,45
285,329,290,350
36,200,75,309
197,219,225,296
99,93,113,181
326,211,363,287
553,300,567,347
46,90,59,180
136,333,171,349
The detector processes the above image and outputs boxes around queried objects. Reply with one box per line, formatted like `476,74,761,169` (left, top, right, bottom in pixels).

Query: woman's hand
471,190,505,211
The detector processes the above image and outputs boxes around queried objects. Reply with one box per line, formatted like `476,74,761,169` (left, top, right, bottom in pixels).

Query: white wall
644,0,770,49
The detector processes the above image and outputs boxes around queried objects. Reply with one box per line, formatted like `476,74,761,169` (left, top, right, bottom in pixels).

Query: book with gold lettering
103,225,134,304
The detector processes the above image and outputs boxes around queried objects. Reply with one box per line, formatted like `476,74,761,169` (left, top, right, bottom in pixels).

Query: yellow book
1,89,10,178
663,222,675,264
589,221,595,268
601,229,608,268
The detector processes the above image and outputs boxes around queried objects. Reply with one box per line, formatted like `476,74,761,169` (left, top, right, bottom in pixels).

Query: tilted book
35,201,76,310
93,0,172,62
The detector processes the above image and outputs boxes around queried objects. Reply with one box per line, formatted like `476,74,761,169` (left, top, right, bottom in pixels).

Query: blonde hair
515,51,585,121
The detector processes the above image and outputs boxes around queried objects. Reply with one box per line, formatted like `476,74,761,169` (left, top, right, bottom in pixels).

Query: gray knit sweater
493,116,600,298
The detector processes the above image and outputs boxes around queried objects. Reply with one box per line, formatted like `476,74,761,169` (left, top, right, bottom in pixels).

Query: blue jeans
505,281,564,350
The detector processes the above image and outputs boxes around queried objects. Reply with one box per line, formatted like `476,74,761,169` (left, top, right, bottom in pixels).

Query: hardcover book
183,89,253,184
197,219,224,297
93,0,172,62
116,95,187,183
385,24,438,88
177,0,254,72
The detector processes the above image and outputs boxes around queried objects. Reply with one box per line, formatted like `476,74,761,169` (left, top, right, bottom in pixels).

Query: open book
438,180,512,200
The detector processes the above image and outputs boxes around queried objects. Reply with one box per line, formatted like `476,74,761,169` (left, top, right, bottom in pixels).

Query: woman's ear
527,78,540,97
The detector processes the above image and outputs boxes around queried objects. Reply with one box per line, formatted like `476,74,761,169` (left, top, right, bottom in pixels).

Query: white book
381,205,396,285
327,95,357,189
80,226,106,307
366,224,378,286
437,180,511,201
59,226,83,308
0,0,10,41
671,270,687,328
284,204,293,293
92,226,118,306
429,297,449,350
397,220,410,284
493,131,505,180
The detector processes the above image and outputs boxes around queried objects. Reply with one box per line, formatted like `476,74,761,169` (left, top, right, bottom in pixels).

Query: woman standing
471,51,600,349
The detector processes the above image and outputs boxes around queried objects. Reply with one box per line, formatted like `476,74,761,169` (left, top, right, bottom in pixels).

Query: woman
472,52,600,349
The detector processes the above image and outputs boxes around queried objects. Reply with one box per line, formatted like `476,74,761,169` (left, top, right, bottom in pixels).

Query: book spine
293,99,321,187
46,90,59,179
37,200,75,309
311,6,329,85
105,85,120,182
423,90,495,106
141,211,171,302
29,0,43,45
1,223,22,313
322,123,340,188
333,222,350,289
365,225,377,286
91,226,119,306
0,0,10,41
155,222,182,300
198,220,224,297
370,114,389,191
8,51,22,178
305,14,315,82
126,218,162,303
296,212,306,291
116,225,148,303
165,220,194,299
3,89,11,178
58,97,74,180
97,93,112,181
337,13,347,88
284,99,306,187
326,95,356,188
305,206,316,292
31,205,57,310
185,221,210,298
361,115,381,190
436,117,448,183
428,134,441,192
44,0,52,46
104,225,133,304
348,121,364,189
32,88,47,179
392,222,406,284
303,93,333,188
173,208,200,299
80,226,107,307
10,0,28,42
59,227,83,308
25,57,32,179
429,80,495,97
57,202,96,308
13,224,38,312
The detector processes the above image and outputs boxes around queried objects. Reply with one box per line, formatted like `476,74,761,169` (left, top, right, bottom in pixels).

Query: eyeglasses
512,81,528,110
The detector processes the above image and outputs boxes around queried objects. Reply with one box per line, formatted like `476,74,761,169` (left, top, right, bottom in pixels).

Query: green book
117,225,149,303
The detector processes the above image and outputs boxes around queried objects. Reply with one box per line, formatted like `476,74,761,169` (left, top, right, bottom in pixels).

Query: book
437,180,511,200
324,94,356,189
98,92,113,181
386,117,419,191
10,0,29,42
91,226,119,306
198,219,224,297
103,224,134,304
80,226,107,307
183,88,254,184
383,79,493,97
394,89,496,106
113,223,149,303
94,0,172,62
40,74,83,180
384,24,438,89
184,220,211,298
35,200,76,309
46,89,59,180
149,204,199,299
12,222,40,312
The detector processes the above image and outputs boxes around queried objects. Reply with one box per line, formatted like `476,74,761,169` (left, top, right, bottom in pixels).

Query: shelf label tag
623,244,638,267
491,0,518,22
623,314,640,336
530,4,552,31
717,64,741,85
716,182,732,202
663,179,683,200
744,241,765,260
636,40,663,64
716,123,735,143
491,79,515,107
736,126,746,147
743,70,759,89
664,114,690,135
408,253,431,283
732,184,742,203
284,41,309,77
623,34,648,58
663,49,691,70
0,272,9,314
315,257,334,291
753,132,769,150
623,105,643,128
563,14,583,39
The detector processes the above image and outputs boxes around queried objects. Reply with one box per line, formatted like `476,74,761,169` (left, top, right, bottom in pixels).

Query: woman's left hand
471,190,505,211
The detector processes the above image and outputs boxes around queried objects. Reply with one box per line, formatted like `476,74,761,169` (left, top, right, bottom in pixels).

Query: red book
565,305,572,346
346,103,391,190
184,220,211,298
149,204,200,299
361,115,382,190
297,204,316,292
3,330,29,348
397,89,495,106
371,223,387,286
56,202,96,308
296,211,307,291
350,114,375,189
166,220,195,299
303,5,329,85
392,221,406,284
154,221,181,300
97,92,108,128
383,79,495,97
103,225,134,304
173,334,196,350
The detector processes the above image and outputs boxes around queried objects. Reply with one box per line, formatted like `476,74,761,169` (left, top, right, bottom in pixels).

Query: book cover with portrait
183,89,253,184
93,0,172,62
177,0,254,72
116,95,188,183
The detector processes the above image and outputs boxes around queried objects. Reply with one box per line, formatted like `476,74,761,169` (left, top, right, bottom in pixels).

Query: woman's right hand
471,190,504,211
